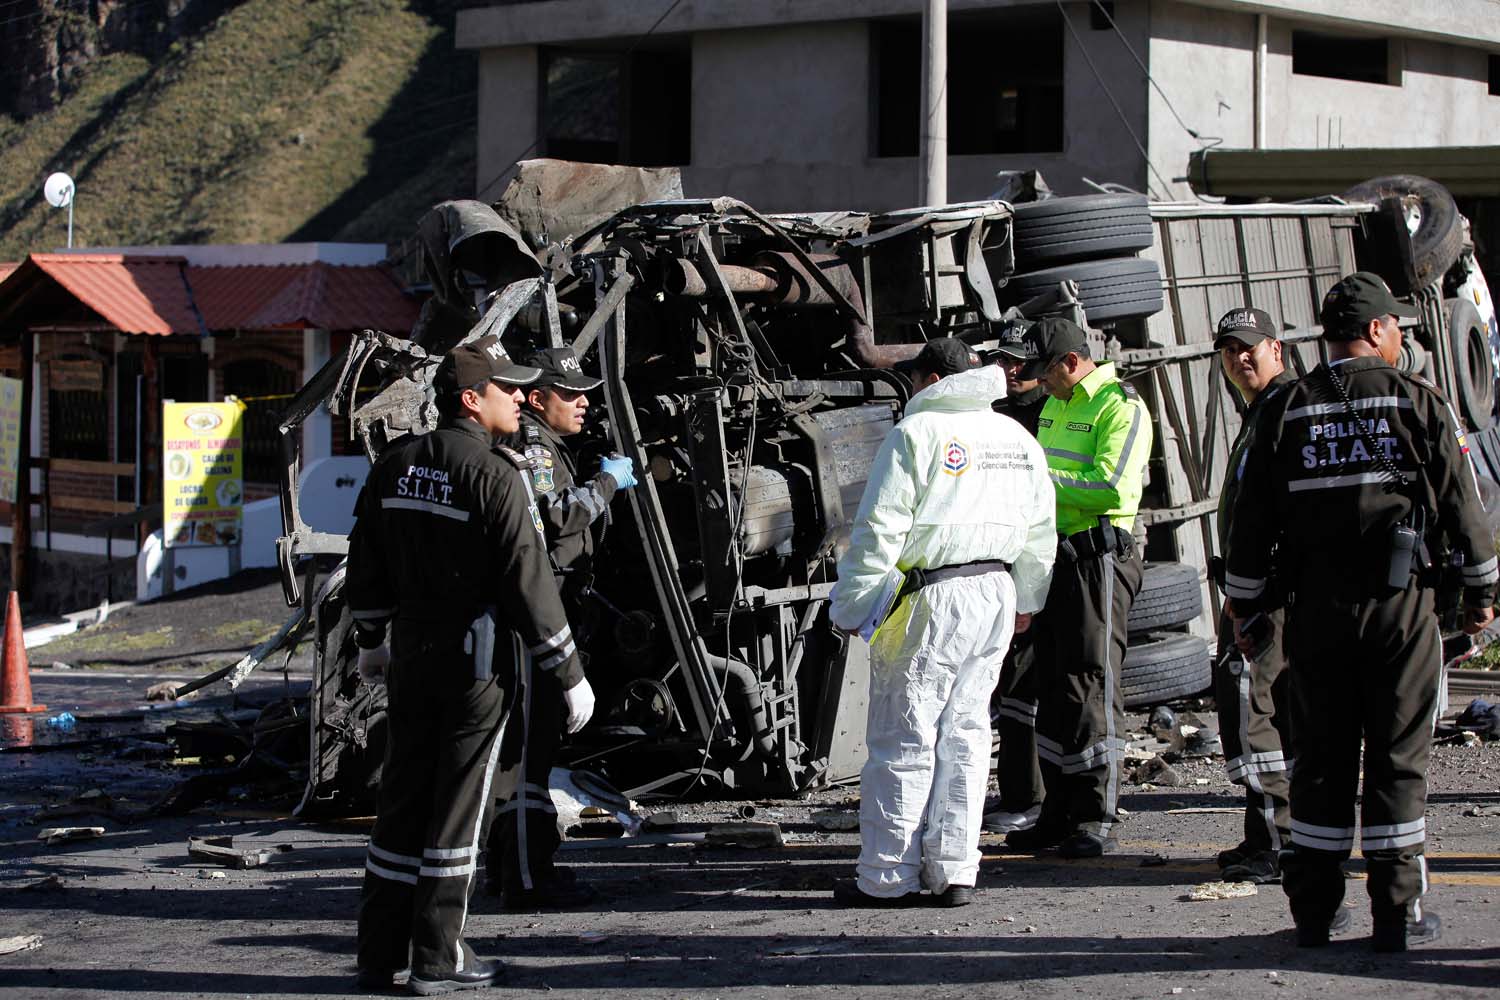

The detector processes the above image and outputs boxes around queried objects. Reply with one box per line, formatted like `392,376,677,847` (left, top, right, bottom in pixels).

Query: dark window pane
1292,31,1391,85
49,388,107,461
1490,54,1499,97
542,46,691,166
873,9,1063,158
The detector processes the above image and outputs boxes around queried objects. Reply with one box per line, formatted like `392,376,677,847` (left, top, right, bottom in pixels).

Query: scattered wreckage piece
188,835,275,869
36,826,104,845
0,935,43,957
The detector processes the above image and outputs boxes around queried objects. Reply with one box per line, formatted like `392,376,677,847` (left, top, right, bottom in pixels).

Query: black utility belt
898,559,1013,603
1058,524,1131,561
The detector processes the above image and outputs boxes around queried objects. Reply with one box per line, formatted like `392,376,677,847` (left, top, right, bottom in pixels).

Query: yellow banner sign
162,401,244,548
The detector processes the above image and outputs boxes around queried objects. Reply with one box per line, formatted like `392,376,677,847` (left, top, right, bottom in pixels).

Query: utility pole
919,0,948,207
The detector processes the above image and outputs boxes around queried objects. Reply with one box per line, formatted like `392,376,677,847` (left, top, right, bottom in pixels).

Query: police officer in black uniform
349,334,592,994
984,321,1049,834
1209,307,1296,884
487,346,636,909
1225,272,1497,951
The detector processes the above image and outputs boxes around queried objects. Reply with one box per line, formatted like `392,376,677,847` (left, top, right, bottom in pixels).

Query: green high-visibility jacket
1036,362,1152,536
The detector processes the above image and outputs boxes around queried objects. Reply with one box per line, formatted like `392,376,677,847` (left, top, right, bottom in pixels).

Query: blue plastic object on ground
46,711,76,731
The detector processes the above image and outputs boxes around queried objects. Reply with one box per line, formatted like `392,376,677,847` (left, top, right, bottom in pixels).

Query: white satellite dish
44,172,74,209
43,171,76,247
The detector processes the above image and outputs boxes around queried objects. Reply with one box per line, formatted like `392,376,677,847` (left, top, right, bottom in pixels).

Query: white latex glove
562,676,595,734
357,644,390,685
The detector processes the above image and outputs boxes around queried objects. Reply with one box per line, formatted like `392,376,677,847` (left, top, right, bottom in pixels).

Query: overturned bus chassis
277,197,1016,808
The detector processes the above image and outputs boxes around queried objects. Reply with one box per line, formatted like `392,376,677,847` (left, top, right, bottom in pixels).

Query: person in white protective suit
829,338,1057,907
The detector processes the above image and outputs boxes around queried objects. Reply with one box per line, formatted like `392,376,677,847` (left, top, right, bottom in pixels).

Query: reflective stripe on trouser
1281,580,1440,928
857,570,1016,897
489,634,565,893
993,632,1042,811
1213,608,1291,853
357,630,509,978
1032,541,1143,839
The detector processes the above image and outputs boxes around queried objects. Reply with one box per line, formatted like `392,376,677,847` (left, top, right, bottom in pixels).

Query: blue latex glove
600,454,637,490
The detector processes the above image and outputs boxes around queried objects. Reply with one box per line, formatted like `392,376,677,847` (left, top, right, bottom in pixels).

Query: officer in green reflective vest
1004,317,1152,859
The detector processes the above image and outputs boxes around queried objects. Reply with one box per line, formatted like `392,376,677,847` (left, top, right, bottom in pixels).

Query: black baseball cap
521,347,604,392
993,319,1037,361
1320,271,1418,339
894,337,984,377
1017,317,1089,380
1213,307,1279,348
433,334,541,396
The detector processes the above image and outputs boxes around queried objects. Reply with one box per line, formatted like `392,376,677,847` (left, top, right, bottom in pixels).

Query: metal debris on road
196,869,227,880
811,809,860,831
1185,881,1258,901
0,935,43,956
187,835,276,868
704,822,785,848
37,826,104,845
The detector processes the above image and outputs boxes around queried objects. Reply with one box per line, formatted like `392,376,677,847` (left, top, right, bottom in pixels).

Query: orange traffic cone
0,590,45,714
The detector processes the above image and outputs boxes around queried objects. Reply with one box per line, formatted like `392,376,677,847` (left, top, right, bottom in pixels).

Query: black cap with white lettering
1319,271,1419,340
992,319,1037,361
520,347,604,392
433,334,541,395
1213,307,1278,349
1017,316,1089,380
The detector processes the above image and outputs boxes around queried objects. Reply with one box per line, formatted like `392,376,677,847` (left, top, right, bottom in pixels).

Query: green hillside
0,0,478,260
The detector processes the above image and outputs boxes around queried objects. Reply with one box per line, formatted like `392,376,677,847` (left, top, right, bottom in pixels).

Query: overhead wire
1086,0,1222,151
1053,0,1174,200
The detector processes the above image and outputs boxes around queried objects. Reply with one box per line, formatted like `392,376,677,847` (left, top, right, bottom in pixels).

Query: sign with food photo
162,400,245,548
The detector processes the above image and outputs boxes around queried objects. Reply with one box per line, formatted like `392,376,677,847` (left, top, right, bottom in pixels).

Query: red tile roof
0,253,418,336
191,261,418,331
29,254,202,334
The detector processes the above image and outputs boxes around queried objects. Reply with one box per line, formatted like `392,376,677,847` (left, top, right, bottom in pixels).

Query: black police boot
934,883,976,907
1373,911,1441,953
1216,841,1254,870
354,966,410,992
1004,822,1069,851
1295,907,1351,947
831,878,923,908
1057,831,1115,859
407,958,504,996
1222,849,1281,884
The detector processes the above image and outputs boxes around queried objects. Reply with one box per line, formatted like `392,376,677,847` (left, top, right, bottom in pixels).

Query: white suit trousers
856,570,1016,896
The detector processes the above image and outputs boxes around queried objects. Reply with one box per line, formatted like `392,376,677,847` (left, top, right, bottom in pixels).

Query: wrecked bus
273,166,1496,810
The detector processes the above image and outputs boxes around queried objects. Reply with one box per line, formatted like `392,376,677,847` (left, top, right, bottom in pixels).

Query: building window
1490,53,1499,97
1292,30,1395,86
872,9,1064,157
541,44,691,166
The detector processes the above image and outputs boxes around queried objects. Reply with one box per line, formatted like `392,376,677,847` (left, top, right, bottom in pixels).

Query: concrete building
457,0,1500,210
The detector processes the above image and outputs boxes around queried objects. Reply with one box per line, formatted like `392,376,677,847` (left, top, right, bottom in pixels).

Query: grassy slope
0,0,477,259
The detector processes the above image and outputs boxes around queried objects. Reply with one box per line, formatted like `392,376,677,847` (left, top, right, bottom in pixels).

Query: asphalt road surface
1,665,1496,1000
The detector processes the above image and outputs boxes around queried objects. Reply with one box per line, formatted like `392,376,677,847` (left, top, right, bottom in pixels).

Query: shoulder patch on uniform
1400,370,1438,392
494,445,527,469
1119,381,1141,400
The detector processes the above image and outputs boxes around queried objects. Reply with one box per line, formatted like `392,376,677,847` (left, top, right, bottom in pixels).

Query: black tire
1447,297,1495,433
1343,175,1463,288
1012,194,1154,266
1003,257,1164,323
1128,562,1203,633
1121,632,1213,710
